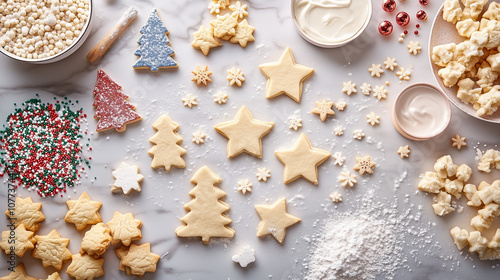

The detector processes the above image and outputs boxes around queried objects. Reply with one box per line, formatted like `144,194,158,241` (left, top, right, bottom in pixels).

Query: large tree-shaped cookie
148,115,186,171
176,166,235,244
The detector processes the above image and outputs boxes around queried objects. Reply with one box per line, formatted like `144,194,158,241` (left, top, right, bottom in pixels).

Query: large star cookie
66,254,104,280
0,263,37,280
214,106,274,158
259,47,314,103
121,243,160,277
106,212,143,246
112,162,144,195
32,229,72,270
4,196,45,231
64,192,102,231
275,133,331,185
255,197,301,244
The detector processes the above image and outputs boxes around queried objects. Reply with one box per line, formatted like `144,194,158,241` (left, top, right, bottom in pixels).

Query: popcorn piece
434,155,458,178
483,2,500,20
444,179,464,199
456,19,480,38
432,43,456,67
476,180,500,205
438,61,466,87
432,191,455,216
476,86,500,117
456,164,472,182
360,83,371,95
464,183,483,207
478,203,500,220
470,30,489,47
383,57,398,71
478,149,500,172
462,0,488,21
418,172,445,193
407,41,422,55
457,78,481,104
397,145,410,158
486,53,500,72
450,226,469,250
443,0,463,24
368,64,384,77
468,231,488,258
451,134,467,149
342,81,357,95
476,67,498,89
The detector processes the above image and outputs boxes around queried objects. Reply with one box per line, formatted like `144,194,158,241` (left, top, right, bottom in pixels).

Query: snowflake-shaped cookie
353,129,365,140
373,85,388,100
360,82,371,95
192,131,206,144
288,116,302,131
366,112,380,126
333,152,346,166
208,2,221,14
312,99,335,121
333,126,344,136
232,246,255,268
353,155,375,175
112,163,144,195
217,0,231,9
368,64,384,77
396,67,412,80
407,41,422,55
192,65,213,86
256,167,271,182
342,81,357,95
339,170,357,187
237,179,253,194
397,145,410,158
383,57,398,71
329,192,343,202
451,134,467,150
229,1,248,19
227,67,245,87
182,94,197,108
335,100,347,111
213,91,228,104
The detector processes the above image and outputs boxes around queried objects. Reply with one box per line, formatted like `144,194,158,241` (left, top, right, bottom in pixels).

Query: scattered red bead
378,21,393,35
419,0,429,6
416,10,427,20
416,24,420,28
382,0,396,12
414,30,419,35
404,30,408,35
396,12,410,26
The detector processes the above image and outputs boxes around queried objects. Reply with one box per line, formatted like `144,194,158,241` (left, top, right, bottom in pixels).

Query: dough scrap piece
254,197,301,244
32,229,72,270
450,226,469,250
214,106,274,158
311,99,335,121
64,192,102,231
176,166,235,244
191,25,221,55
148,115,186,171
275,133,331,185
121,243,160,277
229,19,255,47
66,254,105,280
434,155,458,178
0,224,35,257
111,162,144,195
4,196,45,232
80,223,112,258
106,212,143,246
0,263,37,280
259,47,314,103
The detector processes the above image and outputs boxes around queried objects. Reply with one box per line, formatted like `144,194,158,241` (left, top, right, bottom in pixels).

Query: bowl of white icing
392,83,451,141
291,0,372,48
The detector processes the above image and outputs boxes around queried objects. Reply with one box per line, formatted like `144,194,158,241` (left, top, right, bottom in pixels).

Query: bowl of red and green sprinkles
0,96,91,197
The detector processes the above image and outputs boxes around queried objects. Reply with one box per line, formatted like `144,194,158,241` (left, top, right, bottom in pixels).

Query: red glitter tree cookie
92,69,142,132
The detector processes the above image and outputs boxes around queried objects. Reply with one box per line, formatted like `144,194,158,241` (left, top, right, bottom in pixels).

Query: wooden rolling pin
86,7,138,63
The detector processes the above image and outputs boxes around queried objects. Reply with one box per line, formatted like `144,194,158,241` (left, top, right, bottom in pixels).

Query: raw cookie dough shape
64,192,102,231
92,69,142,132
275,133,331,185
176,166,235,244
255,197,301,244
32,229,72,270
0,263,37,280
4,196,45,231
133,9,178,71
214,106,274,158
66,254,104,280
148,115,186,171
259,47,314,103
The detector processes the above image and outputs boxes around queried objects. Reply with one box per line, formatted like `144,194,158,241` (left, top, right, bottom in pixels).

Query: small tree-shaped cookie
176,166,235,244
93,69,142,132
148,115,186,171
133,9,178,71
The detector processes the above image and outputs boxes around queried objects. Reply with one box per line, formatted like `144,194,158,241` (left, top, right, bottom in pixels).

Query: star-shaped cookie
0,263,37,280
275,133,331,185
112,162,144,195
80,223,112,257
312,99,335,121
106,211,143,246
0,224,35,257
32,229,72,270
45,272,62,280
259,47,314,103
191,25,221,55
66,254,104,280
229,19,255,47
64,192,102,231
4,196,45,231
255,197,301,244
121,243,160,277
214,106,274,158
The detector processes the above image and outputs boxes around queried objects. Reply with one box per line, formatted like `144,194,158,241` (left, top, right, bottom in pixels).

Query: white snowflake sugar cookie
112,162,144,195
192,131,206,144
214,91,228,104
232,245,255,268
383,57,398,71
397,145,410,158
333,126,344,136
407,41,422,55
182,94,197,108
368,64,384,77
256,167,271,182
288,115,302,131
227,67,245,87
339,170,357,188
330,192,342,202
366,112,380,126
342,81,357,95
360,83,371,95
373,85,388,100
333,152,346,166
237,179,253,194
353,129,365,140
335,100,347,111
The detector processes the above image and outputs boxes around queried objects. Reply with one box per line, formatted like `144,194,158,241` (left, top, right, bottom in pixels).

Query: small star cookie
227,67,245,87
214,91,228,104
112,162,144,195
229,19,255,47
106,212,143,246
368,64,384,77
0,263,37,280
64,192,102,231
237,179,253,194
312,99,335,121
330,192,343,202
397,145,411,158
0,224,35,257
121,243,160,277
192,65,213,86
366,112,380,126
256,167,271,182
191,25,221,55
407,41,422,55
333,152,346,166
288,115,302,131
66,254,104,280
339,170,357,187
33,229,72,270
384,57,398,71
342,81,357,95
373,85,388,100
229,1,248,19
4,196,45,231
80,223,112,257
192,131,206,144
255,197,301,244
353,155,376,175
451,134,467,149
182,94,198,108
360,82,372,95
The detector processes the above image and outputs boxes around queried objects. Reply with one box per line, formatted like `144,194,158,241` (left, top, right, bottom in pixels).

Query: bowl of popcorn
0,0,93,64
429,0,500,123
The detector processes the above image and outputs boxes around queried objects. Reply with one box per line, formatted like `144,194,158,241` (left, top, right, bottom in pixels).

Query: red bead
416,24,420,28
414,30,419,35
416,10,427,20
404,30,408,35
382,0,396,12
419,0,429,6
378,21,393,35
396,12,410,26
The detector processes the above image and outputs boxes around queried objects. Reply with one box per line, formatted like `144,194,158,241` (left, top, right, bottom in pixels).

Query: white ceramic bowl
428,0,500,123
290,0,373,48
0,0,93,64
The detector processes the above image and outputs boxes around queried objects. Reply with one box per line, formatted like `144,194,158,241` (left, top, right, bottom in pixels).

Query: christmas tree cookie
148,115,186,172
133,9,178,71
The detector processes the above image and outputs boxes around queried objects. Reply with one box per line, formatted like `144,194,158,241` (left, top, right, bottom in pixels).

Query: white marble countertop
1,0,500,279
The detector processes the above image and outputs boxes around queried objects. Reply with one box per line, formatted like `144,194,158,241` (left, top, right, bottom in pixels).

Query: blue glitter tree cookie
133,9,178,71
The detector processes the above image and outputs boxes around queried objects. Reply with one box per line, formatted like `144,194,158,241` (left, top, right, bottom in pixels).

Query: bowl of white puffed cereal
0,0,93,64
